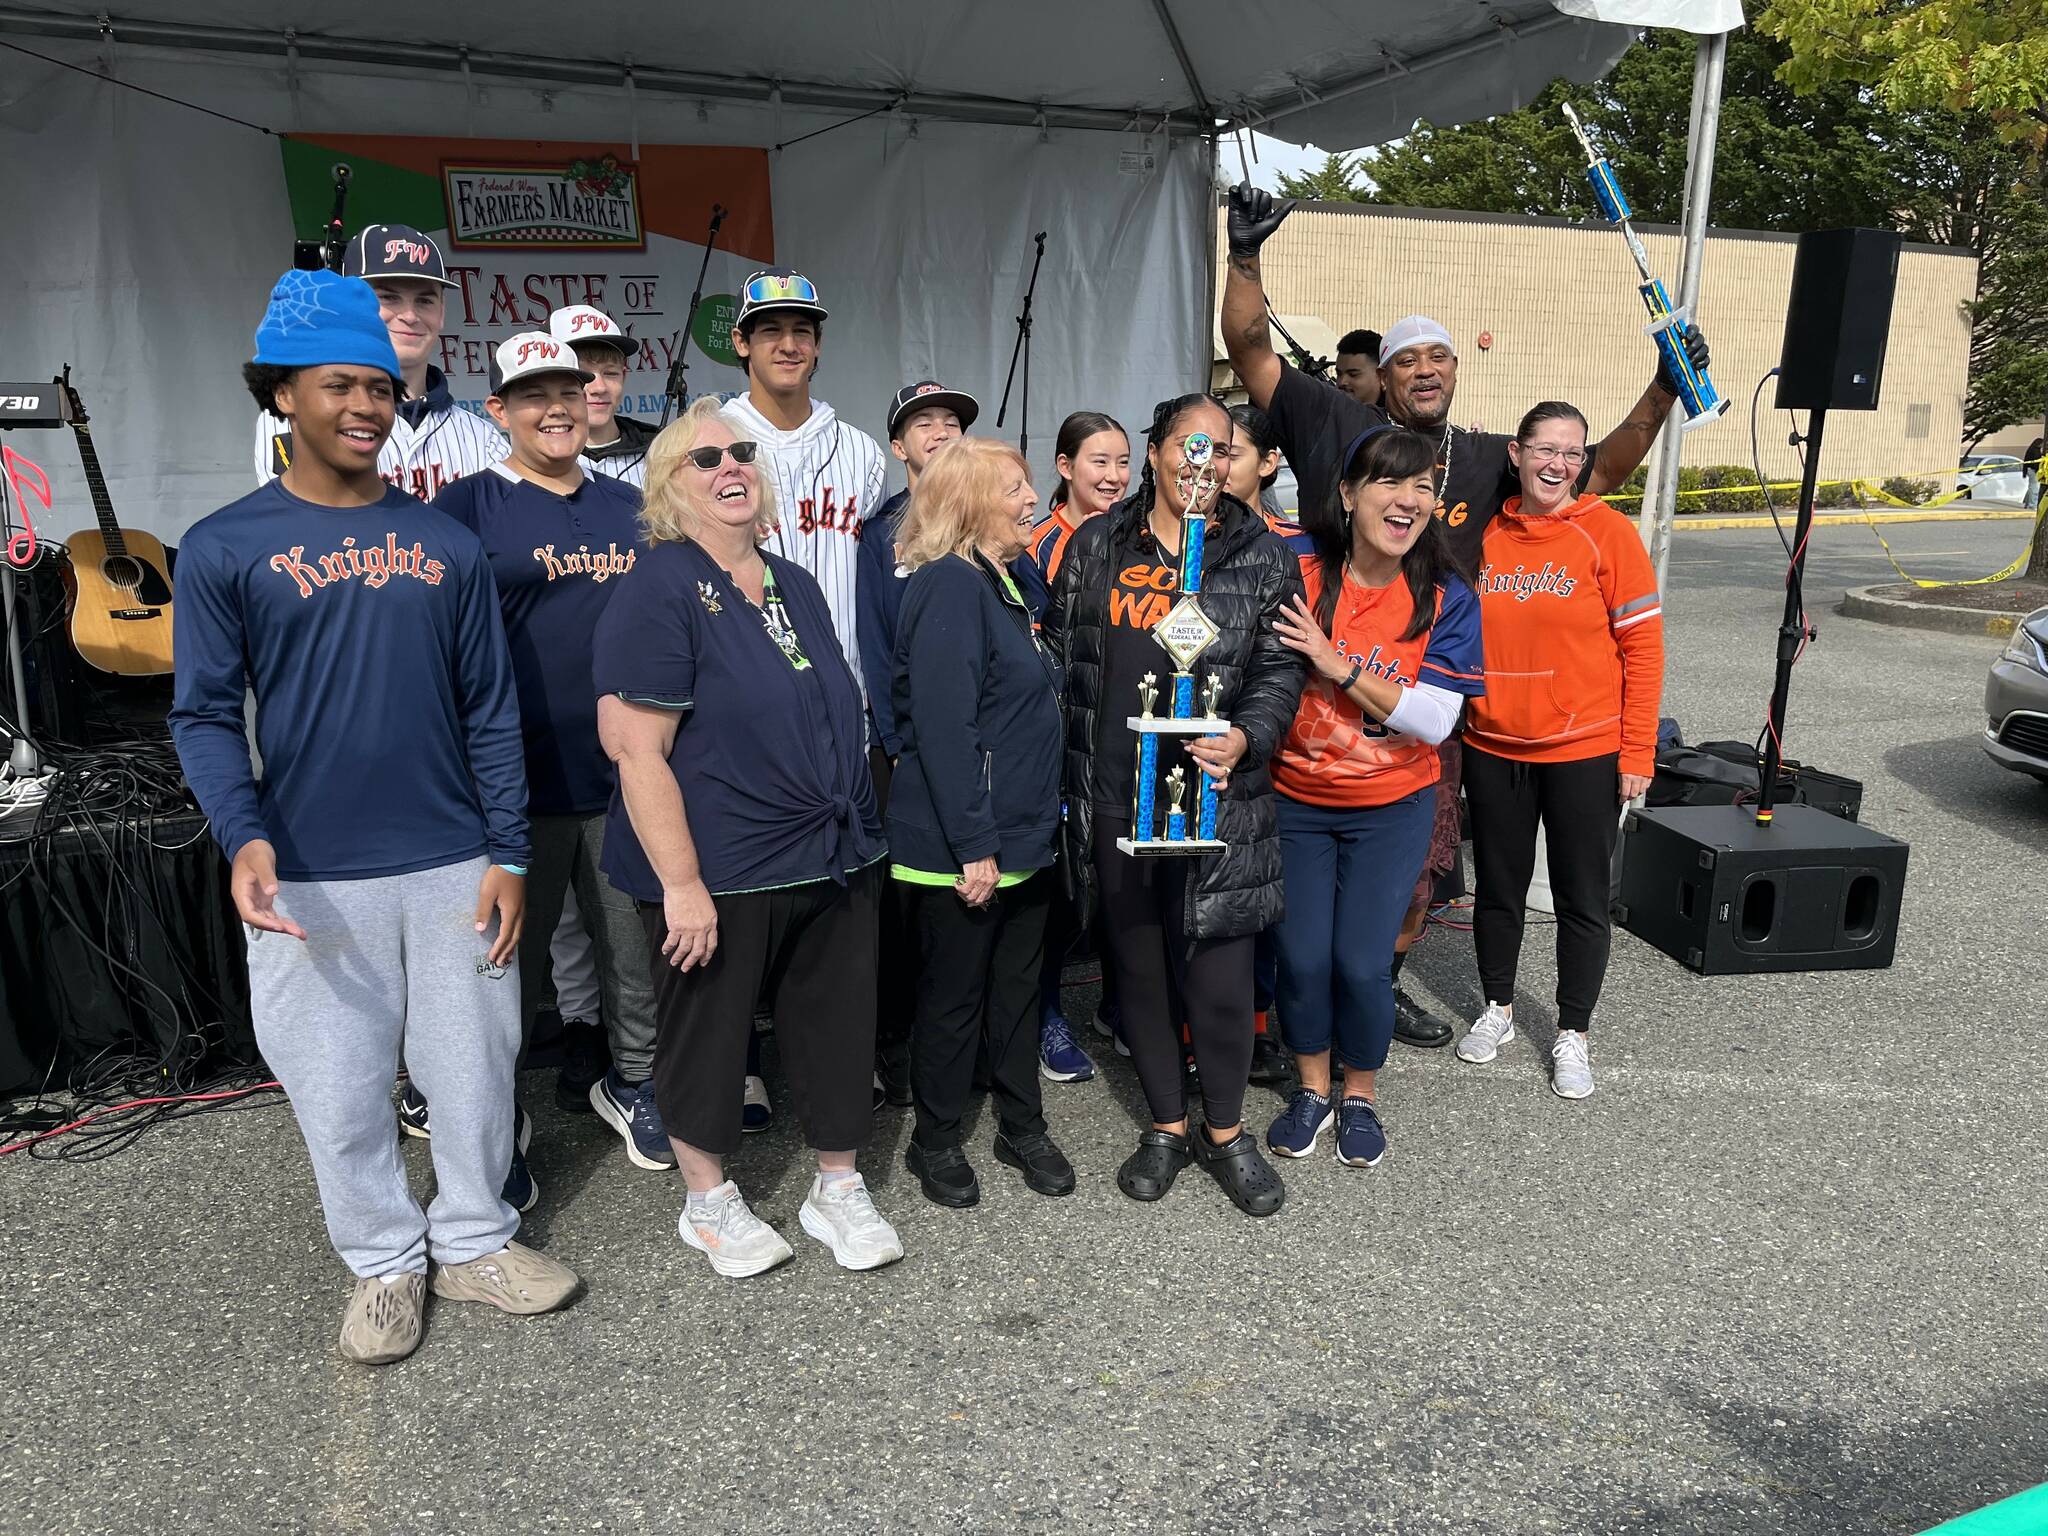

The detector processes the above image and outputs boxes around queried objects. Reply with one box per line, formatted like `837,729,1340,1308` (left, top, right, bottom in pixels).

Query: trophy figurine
1117,430,1231,858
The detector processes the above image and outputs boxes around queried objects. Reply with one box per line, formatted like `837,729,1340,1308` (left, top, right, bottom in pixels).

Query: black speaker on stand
1618,228,1911,975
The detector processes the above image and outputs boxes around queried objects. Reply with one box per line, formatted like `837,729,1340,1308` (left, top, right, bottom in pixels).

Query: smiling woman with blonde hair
884,436,1074,1209
592,395,903,1279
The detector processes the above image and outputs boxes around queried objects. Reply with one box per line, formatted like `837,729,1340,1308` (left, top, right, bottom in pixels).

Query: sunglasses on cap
685,441,760,470
742,272,820,307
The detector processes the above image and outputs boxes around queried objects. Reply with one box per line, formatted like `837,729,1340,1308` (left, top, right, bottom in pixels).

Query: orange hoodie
1464,492,1665,775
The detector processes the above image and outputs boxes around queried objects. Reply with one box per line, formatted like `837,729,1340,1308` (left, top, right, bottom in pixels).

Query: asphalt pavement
2,513,2044,1536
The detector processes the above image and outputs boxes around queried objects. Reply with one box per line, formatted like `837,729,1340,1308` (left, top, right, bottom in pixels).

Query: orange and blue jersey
1270,557,1486,808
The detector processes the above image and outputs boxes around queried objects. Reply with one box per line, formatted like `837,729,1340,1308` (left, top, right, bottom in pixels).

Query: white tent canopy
0,3,1728,544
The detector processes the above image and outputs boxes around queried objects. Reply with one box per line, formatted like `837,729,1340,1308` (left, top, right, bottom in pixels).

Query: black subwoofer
1614,804,1907,975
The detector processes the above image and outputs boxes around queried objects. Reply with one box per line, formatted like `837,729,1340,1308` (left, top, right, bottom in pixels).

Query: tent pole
1639,28,1726,596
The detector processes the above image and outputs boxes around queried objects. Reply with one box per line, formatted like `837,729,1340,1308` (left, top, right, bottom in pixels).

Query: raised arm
1220,183,1296,413
1586,325,1713,495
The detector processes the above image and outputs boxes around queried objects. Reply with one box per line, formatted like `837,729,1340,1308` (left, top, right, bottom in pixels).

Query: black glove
1657,321,1712,397
1227,182,1295,258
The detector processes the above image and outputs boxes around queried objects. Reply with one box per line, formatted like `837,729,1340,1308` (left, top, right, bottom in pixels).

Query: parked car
1984,605,2048,781
1957,454,2026,503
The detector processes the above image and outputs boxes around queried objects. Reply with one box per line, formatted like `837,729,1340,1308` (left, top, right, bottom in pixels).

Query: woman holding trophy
1041,393,1306,1219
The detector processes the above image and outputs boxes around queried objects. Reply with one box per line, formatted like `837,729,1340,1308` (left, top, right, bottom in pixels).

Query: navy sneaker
553,1016,611,1113
503,1141,538,1213
396,1081,431,1140
1335,1098,1387,1168
590,1070,676,1171
1038,1012,1097,1083
1266,1088,1334,1159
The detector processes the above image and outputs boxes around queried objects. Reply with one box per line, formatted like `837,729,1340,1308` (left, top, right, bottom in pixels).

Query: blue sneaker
396,1081,431,1140
503,1141,539,1213
741,1075,772,1133
1039,1013,1097,1083
590,1069,676,1171
1266,1088,1334,1159
1335,1098,1387,1168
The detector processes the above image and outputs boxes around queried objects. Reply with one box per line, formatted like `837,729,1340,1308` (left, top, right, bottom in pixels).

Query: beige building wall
1214,201,1979,490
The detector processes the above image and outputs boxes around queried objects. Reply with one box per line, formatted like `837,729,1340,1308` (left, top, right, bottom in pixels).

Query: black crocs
1116,1129,1193,1202
1197,1128,1287,1218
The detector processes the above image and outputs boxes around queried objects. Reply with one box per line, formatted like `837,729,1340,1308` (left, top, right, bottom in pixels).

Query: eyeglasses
685,441,760,470
742,272,820,306
1520,444,1587,466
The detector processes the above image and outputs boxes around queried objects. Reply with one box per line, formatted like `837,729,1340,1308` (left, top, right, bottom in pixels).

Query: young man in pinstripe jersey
722,269,887,706
722,268,898,1114
254,225,505,502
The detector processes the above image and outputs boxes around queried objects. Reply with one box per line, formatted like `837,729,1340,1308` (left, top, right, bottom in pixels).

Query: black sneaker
553,1016,610,1113
993,1130,1076,1197
396,1082,431,1140
876,1044,914,1108
1248,1032,1290,1085
1116,1129,1192,1202
1392,988,1455,1050
906,1139,980,1208
1196,1127,1286,1218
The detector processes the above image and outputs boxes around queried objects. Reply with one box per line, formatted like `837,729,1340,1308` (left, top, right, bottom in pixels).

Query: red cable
0,1081,281,1156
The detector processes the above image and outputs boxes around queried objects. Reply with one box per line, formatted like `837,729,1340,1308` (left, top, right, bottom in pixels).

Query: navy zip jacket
887,549,1062,875
855,488,912,756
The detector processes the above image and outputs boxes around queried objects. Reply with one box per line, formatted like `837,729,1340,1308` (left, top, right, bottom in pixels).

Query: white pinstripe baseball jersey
723,394,887,702
254,367,507,503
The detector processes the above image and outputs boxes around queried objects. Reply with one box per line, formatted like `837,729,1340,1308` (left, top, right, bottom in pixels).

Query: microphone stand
997,231,1047,458
293,164,353,272
1265,300,1330,380
1755,406,1824,826
661,204,727,428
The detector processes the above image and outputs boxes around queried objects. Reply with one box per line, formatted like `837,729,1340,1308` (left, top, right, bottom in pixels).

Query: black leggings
1091,813,1254,1131
1464,747,1619,1032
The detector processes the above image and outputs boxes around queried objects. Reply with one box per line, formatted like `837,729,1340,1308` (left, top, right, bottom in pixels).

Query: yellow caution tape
1859,493,2045,589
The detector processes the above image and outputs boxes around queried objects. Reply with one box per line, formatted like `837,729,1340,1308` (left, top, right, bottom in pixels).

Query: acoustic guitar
58,372,175,676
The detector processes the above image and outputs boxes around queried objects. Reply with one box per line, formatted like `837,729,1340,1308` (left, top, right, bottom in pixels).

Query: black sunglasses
685,441,760,470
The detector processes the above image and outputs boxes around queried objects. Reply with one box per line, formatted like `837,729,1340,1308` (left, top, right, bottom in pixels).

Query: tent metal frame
0,2,1579,143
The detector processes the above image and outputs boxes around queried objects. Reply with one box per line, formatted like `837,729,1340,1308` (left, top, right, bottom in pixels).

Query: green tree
1355,29,1918,232
1758,0,2048,140
1274,151,1366,201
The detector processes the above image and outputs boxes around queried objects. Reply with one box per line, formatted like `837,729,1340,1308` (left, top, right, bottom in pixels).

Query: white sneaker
677,1181,794,1277
1456,1002,1516,1064
1551,1032,1594,1100
741,1074,772,1134
798,1173,905,1272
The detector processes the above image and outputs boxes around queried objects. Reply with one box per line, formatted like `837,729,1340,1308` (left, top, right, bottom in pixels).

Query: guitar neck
69,419,125,555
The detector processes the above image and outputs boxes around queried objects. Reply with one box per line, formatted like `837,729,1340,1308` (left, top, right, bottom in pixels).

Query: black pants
869,750,916,1063
1091,813,1254,1131
908,873,1051,1148
1464,747,1619,1032
641,866,879,1155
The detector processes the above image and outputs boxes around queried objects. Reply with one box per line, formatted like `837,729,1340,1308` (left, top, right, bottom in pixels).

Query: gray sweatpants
519,812,658,1080
247,855,520,1278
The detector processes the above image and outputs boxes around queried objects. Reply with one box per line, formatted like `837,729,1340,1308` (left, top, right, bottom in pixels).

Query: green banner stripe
281,138,447,242
1919,1481,2048,1534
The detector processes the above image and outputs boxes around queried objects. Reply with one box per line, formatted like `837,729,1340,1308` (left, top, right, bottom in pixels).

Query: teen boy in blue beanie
170,269,581,1366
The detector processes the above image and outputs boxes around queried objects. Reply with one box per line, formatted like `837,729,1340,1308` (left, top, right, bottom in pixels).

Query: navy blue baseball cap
342,224,458,288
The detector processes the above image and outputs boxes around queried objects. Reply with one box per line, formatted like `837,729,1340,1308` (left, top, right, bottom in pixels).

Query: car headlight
2003,623,2048,672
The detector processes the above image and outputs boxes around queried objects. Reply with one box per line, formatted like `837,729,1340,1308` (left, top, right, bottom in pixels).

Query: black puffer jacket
1042,491,1306,939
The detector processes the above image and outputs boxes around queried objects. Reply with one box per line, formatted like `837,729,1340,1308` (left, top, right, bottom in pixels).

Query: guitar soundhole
101,554,143,590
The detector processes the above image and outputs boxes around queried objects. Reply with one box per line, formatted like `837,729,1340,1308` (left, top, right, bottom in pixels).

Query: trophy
1118,430,1230,857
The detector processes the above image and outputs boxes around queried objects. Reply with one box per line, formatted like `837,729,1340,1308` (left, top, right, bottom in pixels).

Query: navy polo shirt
592,538,885,901
432,464,643,815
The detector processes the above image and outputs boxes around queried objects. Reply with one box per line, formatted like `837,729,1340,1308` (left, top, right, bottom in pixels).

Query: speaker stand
1756,404,1824,826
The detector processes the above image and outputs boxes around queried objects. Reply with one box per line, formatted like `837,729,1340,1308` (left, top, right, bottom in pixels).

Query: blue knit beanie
251,269,402,378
